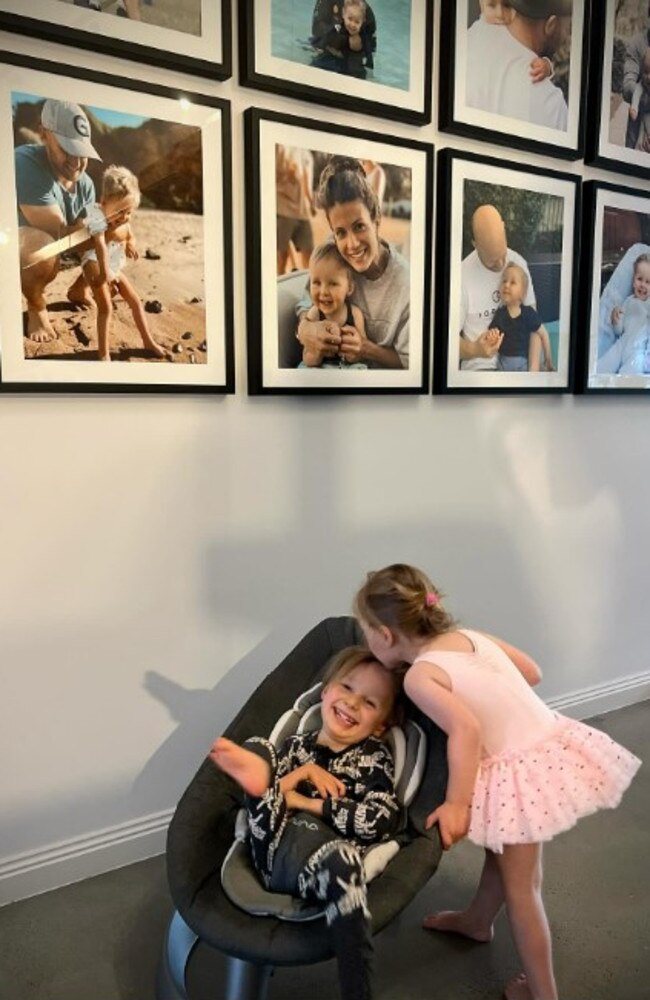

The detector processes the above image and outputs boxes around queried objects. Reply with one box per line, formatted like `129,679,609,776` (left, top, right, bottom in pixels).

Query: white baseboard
545,669,650,719
1,671,648,908
0,807,173,907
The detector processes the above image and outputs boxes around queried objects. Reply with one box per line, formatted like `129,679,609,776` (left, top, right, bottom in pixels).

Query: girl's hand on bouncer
425,800,471,850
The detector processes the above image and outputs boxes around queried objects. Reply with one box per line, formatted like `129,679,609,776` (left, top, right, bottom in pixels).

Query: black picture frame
585,0,650,179
0,0,231,81
244,107,433,395
434,147,580,395
238,0,433,126
578,179,650,393
0,51,234,393
438,0,589,160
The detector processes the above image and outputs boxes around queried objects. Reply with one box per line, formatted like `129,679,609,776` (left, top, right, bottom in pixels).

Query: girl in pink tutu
353,563,641,1000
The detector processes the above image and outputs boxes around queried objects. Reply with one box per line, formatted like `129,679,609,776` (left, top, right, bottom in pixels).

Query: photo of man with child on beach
56,0,201,34
0,1,226,79
246,111,431,393
0,63,231,391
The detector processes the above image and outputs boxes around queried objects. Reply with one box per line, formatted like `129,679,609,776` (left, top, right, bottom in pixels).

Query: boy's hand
279,763,345,799
530,55,552,83
284,789,325,815
424,801,470,850
302,763,346,799
125,241,139,260
630,106,639,121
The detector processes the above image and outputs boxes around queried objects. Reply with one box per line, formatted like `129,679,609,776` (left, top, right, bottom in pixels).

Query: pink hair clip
425,592,439,607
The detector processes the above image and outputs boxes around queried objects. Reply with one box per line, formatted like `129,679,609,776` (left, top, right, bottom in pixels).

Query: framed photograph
244,107,433,395
0,0,231,81
0,53,234,393
434,148,580,394
586,0,650,178
439,0,588,159
239,0,433,126
579,180,650,393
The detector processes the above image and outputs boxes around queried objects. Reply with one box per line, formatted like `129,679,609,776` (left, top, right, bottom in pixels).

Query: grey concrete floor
0,702,648,1000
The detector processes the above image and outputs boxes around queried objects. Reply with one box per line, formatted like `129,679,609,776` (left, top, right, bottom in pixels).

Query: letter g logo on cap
73,114,90,138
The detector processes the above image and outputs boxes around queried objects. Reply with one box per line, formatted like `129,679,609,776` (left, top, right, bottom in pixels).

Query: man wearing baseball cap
466,0,572,131
16,99,101,343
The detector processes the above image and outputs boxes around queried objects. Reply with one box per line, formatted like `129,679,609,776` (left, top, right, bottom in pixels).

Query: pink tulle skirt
467,714,642,853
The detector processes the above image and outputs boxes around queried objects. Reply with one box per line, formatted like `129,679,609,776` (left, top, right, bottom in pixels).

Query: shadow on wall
131,619,308,811
1,395,633,862
131,394,630,816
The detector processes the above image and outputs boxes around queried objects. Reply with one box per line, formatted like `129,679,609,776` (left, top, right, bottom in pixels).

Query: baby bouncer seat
156,617,448,1000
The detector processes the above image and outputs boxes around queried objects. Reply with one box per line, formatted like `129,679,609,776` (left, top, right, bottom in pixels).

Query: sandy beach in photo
22,209,207,364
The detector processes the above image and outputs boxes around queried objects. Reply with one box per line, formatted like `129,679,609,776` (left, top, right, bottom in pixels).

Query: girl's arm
91,233,110,286
485,634,542,686
299,305,330,366
124,224,138,260
84,204,109,285
403,662,481,849
631,81,643,119
297,311,342,361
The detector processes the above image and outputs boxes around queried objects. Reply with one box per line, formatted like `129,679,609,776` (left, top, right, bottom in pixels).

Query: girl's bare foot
209,737,271,796
422,910,493,942
143,340,170,360
504,973,533,1000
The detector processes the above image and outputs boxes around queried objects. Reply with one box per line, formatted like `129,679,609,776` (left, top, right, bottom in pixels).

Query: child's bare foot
142,340,170,360
422,910,493,942
67,275,94,309
503,973,532,1000
209,737,271,796
98,352,111,362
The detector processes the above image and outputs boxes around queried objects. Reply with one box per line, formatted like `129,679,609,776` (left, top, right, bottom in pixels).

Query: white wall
1,6,649,904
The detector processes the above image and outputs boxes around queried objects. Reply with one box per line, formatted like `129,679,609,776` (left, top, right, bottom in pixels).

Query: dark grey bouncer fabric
157,617,449,1000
